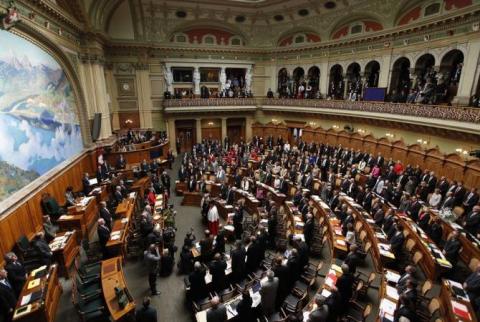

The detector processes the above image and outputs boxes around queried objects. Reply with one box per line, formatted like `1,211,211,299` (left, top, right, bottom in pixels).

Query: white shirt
429,193,442,208
208,206,219,222
346,231,356,244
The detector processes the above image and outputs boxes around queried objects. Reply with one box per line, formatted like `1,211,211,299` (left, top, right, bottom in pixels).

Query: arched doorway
365,60,380,88
329,64,344,99
307,66,320,99
414,54,436,104
293,67,305,98
346,62,361,100
389,57,411,101
440,49,464,103
277,68,290,98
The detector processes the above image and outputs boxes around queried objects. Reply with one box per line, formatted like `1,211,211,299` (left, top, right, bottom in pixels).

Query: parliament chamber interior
1,0,480,322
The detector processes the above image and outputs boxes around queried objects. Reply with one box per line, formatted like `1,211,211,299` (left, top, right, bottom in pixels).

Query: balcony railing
162,98,480,123
163,98,257,107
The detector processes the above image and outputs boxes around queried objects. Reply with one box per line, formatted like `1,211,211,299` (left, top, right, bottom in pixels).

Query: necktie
1,279,12,289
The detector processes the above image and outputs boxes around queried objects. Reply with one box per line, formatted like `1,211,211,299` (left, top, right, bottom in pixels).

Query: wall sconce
332,125,339,130
386,132,395,138
309,122,317,127
417,138,429,145
456,148,470,156
125,119,133,124
207,121,214,126
357,129,366,134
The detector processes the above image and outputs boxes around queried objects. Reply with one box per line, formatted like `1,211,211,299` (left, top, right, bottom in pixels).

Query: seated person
43,215,57,243
82,172,91,196
64,186,76,207
40,192,63,220
116,154,126,169
32,232,53,265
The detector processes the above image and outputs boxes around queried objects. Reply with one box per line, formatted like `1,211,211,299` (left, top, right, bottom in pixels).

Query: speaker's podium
13,265,62,322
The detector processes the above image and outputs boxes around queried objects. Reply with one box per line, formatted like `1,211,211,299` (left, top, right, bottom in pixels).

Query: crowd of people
173,134,479,321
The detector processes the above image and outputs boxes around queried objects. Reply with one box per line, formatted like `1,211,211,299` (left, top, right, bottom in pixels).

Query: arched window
203,35,216,45
351,24,363,34
424,3,441,16
230,37,242,46
294,35,305,44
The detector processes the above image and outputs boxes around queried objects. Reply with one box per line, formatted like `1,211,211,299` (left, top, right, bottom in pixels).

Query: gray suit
260,277,279,316
206,304,227,322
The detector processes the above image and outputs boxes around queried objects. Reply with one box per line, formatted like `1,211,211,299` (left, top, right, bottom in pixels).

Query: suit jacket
260,277,279,313
336,272,354,303
136,306,157,322
231,248,246,278
390,231,405,253
444,238,461,264
100,208,112,229
209,259,227,291
189,269,208,301
206,305,227,322
465,211,480,235
97,225,110,248
442,196,455,210
0,281,16,321
307,305,329,322
5,261,26,297
464,192,479,209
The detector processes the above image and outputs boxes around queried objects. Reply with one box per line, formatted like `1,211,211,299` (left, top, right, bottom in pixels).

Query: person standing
206,296,227,322
4,252,26,297
144,244,161,296
135,297,157,322
260,270,279,317
97,219,111,259
207,201,220,236
0,269,17,322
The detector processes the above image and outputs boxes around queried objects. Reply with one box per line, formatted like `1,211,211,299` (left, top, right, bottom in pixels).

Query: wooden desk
428,209,480,270
175,181,187,196
440,279,478,322
131,177,150,200
256,182,286,206
13,265,62,322
57,196,98,240
378,269,402,322
101,257,135,321
49,231,79,278
233,188,260,215
105,141,169,165
341,194,395,272
182,192,202,207
108,193,137,259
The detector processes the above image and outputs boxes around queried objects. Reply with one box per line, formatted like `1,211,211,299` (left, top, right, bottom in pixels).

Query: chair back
469,258,480,272
355,221,363,233
359,230,367,241
405,239,416,252
220,287,236,302
367,272,376,285
364,241,372,254
413,251,423,265
428,298,441,315
421,280,432,296
362,304,372,320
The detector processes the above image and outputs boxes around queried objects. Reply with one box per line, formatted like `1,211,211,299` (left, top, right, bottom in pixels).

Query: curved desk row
105,141,170,165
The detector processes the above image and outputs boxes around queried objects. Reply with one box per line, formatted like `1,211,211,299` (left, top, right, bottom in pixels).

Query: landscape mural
0,30,83,203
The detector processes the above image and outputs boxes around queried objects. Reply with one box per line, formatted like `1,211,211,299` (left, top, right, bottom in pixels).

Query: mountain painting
0,30,83,203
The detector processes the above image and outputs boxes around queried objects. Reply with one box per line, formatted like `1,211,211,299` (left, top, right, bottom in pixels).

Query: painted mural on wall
0,30,83,202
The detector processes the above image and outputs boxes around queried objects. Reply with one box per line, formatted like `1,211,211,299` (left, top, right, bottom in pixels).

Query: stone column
319,62,329,97
104,64,120,131
455,39,480,105
167,119,177,155
221,117,227,141
193,67,201,96
90,62,112,140
245,116,253,141
378,54,392,89
220,67,227,91
343,73,348,99
135,63,154,129
196,118,202,143
409,68,417,89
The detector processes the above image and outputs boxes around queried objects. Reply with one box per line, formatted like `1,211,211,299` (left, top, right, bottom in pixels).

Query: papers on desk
385,270,400,284
20,293,31,306
448,280,470,302
89,187,102,195
436,257,453,268
321,288,331,297
331,264,342,273
129,192,136,199
76,196,94,207
121,218,129,224
325,271,338,287
27,278,40,289
386,285,399,300
379,298,396,322
59,215,74,220
366,218,376,224
293,234,305,242
336,239,346,247
110,231,122,241
452,300,472,320
13,304,32,319
88,178,98,186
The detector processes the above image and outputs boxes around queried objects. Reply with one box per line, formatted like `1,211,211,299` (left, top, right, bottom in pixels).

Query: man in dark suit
441,192,455,210
0,268,16,322
397,265,418,293
336,264,355,306
464,206,480,236
390,225,405,258
136,297,157,322
206,296,227,322
4,253,26,297
344,244,361,274
82,173,91,196
230,241,246,283
328,190,340,211
453,182,466,206
116,154,126,170
208,254,227,293
161,171,171,194
464,263,480,311
32,232,53,265
437,176,450,197
99,201,112,230
187,175,197,192
189,262,208,301
463,188,479,214
303,213,315,249
246,236,262,273
443,231,462,265
362,188,373,212
199,231,214,263
97,218,111,259
407,196,422,222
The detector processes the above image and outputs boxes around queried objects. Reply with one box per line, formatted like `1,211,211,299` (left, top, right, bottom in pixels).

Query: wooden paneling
251,123,479,188
202,127,221,141
0,150,97,266
118,112,140,129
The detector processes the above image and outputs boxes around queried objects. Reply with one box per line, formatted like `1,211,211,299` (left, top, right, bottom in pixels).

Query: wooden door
177,128,195,153
227,125,244,144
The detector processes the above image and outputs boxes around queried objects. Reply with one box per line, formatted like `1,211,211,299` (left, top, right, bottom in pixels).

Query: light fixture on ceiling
386,132,395,138
357,129,366,134
417,138,429,145
332,124,339,129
